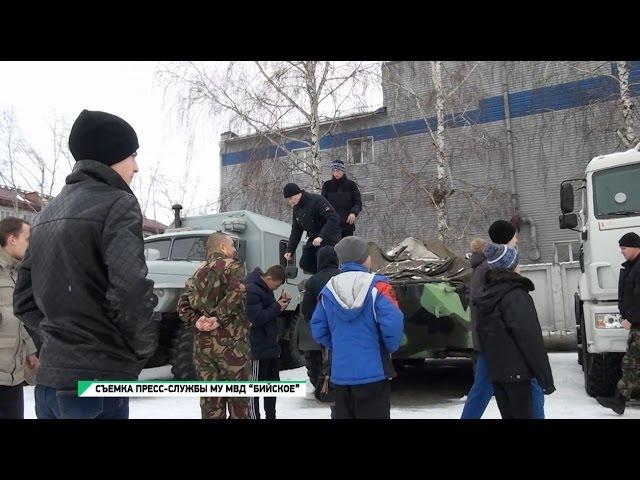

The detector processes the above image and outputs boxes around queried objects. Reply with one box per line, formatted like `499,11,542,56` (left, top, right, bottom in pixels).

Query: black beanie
283,183,302,198
69,110,139,166
619,232,640,248
488,219,516,244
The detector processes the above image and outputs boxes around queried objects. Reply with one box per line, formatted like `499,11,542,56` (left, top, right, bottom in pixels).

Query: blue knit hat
484,242,519,271
331,159,346,173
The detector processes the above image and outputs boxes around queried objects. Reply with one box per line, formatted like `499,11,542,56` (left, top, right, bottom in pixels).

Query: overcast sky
0,61,224,224
0,61,383,225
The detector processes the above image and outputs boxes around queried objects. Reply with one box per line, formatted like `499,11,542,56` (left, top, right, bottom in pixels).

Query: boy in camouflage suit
177,233,251,419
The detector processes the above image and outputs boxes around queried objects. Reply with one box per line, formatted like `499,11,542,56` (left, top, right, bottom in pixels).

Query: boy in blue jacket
311,236,404,419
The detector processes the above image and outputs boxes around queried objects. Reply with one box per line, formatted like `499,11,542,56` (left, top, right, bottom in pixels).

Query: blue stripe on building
221,62,640,167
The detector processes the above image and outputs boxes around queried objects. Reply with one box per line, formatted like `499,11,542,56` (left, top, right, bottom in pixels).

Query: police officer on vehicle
283,183,340,275
321,159,362,239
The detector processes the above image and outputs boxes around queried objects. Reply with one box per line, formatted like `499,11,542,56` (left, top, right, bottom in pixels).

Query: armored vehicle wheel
170,322,198,380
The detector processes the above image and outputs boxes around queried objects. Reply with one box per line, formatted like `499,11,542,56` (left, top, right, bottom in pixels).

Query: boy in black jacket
474,243,555,419
245,265,290,419
300,246,340,400
321,160,362,239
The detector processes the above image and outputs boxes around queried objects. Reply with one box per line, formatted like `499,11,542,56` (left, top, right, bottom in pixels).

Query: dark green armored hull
370,238,473,360
392,281,471,359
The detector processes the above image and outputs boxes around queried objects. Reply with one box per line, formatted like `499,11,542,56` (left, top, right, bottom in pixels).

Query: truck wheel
582,321,623,397
144,314,176,368
170,322,198,380
279,313,306,371
575,295,583,367
577,335,583,367
303,350,322,388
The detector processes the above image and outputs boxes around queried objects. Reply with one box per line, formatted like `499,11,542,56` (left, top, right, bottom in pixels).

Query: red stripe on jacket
375,281,399,308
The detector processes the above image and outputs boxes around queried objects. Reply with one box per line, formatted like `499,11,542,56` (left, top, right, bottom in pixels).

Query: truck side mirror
560,183,575,214
559,213,578,230
286,265,298,279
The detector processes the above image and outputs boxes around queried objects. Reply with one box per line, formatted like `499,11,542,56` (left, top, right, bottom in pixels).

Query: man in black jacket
474,242,555,419
283,183,340,275
596,232,640,415
299,246,340,400
13,109,157,419
321,160,362,239
246,265,289,419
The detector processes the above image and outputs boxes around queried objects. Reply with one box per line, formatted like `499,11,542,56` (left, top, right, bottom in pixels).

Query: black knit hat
69,110,139,166
283,183,302,198
489,219,516,244
619,232,640,248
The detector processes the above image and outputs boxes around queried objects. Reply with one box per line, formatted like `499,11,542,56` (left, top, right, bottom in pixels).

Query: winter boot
596,390,627,415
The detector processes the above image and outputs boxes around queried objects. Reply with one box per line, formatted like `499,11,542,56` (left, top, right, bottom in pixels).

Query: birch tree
557,60,639,148
158,61,378,191
382,61,481,242
617,61,638,148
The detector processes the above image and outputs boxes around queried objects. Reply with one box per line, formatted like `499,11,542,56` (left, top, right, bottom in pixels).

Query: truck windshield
171,236,208,261
144,239,171,261
593,163,640,218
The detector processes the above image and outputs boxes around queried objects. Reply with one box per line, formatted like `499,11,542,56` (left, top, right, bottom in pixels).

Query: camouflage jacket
177,253,249,339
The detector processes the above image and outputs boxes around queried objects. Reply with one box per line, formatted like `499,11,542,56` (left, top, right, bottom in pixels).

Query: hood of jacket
246,267,270,293
474,269,535,312
323,262,376,322
317,246,339,272
470,252,486,269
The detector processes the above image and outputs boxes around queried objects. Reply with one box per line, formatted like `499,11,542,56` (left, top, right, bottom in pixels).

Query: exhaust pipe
512,214,541,261
172,204,183,228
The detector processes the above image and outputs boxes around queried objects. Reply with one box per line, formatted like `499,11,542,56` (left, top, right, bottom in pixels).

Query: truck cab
560,142,640,396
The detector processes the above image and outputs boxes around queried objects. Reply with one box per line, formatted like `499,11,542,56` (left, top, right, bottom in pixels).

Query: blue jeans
35,385,129,419
460,352,545,419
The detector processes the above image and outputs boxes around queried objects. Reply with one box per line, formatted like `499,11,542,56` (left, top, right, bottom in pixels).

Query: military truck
144,207,475,383
144,206,309,379
559,142,640,397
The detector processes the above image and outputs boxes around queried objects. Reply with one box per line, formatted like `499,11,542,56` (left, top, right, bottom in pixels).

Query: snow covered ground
22,352,640,419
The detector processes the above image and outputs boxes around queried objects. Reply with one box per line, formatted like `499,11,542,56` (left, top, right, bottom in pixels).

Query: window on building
292,147,313,175
171,236,208,261
361,192,376,204
347,137,374,165
144,239,172,261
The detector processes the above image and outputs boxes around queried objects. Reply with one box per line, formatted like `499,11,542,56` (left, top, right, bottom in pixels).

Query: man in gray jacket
0,217,38,419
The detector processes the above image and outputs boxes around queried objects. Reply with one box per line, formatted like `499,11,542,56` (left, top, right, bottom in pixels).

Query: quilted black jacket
13,160,158,390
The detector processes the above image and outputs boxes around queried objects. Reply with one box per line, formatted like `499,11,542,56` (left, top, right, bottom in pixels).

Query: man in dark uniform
321,160,362,239
283,183,340,275
596,232,640,415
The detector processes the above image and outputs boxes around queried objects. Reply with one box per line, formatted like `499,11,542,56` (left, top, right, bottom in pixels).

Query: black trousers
0,384,24,419
340,229,354,239
250,358,280,419
493,381,534,419
333,380,391,419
